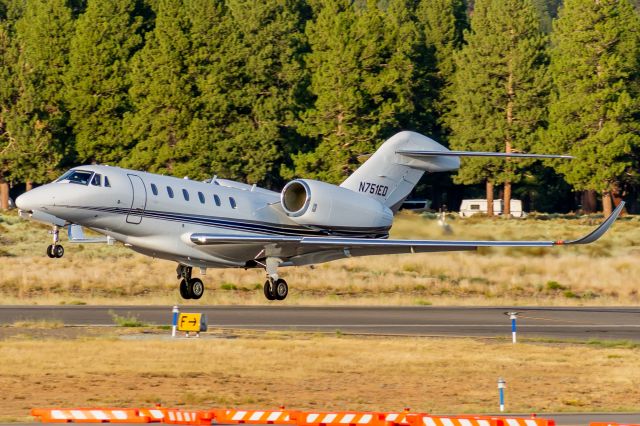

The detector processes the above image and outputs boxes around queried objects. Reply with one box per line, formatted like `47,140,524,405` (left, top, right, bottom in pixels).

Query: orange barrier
31,408,149,423
30,407,556,426
590,423,640,426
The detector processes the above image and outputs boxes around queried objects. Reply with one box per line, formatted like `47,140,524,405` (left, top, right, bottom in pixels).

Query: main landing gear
262,257,288,301
46,225,64,259
177,264,204,300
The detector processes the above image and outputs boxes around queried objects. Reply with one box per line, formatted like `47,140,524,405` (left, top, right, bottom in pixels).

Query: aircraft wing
190,202,624,261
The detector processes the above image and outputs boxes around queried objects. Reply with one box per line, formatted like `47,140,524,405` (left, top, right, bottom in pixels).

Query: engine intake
280,179,393,230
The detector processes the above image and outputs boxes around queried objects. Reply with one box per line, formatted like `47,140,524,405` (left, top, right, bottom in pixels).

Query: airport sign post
178,313,208,337
498,378,506,412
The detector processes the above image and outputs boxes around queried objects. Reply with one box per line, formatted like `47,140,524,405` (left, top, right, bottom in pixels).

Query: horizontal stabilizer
190,202,623,256
397,150,574,159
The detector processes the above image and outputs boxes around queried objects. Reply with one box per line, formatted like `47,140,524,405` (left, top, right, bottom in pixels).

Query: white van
459,199,527,218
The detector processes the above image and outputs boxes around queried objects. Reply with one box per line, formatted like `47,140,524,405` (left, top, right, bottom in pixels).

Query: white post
509,312,518,343
171,305,179,338
498,378,506,412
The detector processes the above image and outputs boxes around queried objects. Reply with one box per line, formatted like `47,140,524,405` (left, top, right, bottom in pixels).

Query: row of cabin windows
149,183,236,209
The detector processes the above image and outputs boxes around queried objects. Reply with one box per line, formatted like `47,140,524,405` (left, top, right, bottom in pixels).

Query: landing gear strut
177,264,204,300
46,225,64,259
262,257,288,301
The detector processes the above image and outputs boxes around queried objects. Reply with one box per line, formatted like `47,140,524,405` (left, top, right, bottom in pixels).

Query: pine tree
290,0,421,183
446,0,549,216
547,0,640,215
123,0,200,175
3,0,74,188
65,0,143,165
190,0,310,186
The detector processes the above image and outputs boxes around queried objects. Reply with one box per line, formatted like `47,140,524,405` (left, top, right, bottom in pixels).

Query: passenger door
126,174,147,224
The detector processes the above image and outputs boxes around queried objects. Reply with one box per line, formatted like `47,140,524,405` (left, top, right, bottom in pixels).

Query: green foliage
546,0,640,194
289,0,423,183
65,0,144,165
109,310,147,327
446,0,549,186
1,0,73,184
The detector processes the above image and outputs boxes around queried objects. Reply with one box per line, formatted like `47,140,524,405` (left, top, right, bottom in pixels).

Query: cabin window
91,174,101,186
167,186,174,198
151,183,158,196
470,204,480,210
229,197,237,209
213,194,221,206
198,192,205,204
104,176,111,187
182,189,190,201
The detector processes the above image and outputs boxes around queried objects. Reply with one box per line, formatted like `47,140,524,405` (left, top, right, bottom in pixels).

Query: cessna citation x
16,131,623,301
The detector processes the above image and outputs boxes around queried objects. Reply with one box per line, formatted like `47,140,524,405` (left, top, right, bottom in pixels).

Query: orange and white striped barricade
162,409,213,425
296,411,389,426
454,416,554,426
383,412,417,426
590,423,640,426
137,408,167,423
405,415,504,426
31,408,150,423
212,409,295,424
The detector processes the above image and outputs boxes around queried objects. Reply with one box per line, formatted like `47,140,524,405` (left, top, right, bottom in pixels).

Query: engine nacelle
280,179,393,229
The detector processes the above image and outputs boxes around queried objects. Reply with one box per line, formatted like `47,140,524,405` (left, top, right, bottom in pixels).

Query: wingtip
565,201,625,245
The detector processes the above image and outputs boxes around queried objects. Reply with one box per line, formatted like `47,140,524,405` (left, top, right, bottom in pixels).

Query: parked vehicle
459,199,527,218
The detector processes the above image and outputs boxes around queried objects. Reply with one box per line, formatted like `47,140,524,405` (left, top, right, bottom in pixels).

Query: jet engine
280,179,393,229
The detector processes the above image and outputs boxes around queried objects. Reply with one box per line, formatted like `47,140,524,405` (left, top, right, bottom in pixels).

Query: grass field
0,329,638,421
1,210,639,305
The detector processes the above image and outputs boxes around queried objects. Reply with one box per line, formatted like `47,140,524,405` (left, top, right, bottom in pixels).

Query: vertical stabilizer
340,131,459,211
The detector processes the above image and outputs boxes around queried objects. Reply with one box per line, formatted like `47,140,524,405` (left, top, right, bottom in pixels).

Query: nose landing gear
46,226,64,258
177,264,204,300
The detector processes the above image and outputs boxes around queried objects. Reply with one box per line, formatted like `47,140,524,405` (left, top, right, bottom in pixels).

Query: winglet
556,201,625,246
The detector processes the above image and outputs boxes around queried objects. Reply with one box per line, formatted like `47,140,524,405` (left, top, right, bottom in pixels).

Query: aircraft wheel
46,245,55,258
263,279,275,301
179,279,191,299
53,245,64,258
189,278,204,300
275,279,288,301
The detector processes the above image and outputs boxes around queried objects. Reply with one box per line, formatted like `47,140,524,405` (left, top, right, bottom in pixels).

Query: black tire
263,280,275,300
53,245,64,258
189,278,204,300
46,245,54,258
275,279,288,300
179,279,191,299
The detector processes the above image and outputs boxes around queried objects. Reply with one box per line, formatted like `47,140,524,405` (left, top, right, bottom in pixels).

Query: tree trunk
26,181,33,192
504,50,514,218
0,180,8,210
504,181,511,217
602,190,613,217
486,181,494,216
581,190,597,214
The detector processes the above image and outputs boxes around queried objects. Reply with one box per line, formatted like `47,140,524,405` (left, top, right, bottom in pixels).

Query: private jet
16,131,623,301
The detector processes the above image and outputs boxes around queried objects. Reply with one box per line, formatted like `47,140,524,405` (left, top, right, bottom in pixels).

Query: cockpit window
56,170,94,186
104,176,111,187
91,174,101,186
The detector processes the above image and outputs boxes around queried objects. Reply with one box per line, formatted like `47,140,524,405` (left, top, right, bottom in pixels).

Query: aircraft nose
16,186,51,211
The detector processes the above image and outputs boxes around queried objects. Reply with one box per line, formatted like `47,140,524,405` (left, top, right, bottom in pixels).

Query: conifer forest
1,0,639,215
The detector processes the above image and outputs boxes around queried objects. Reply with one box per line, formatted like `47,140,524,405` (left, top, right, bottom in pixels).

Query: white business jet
15,131,623,301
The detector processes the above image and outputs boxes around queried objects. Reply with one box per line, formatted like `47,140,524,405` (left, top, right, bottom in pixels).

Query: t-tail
340,131,572,212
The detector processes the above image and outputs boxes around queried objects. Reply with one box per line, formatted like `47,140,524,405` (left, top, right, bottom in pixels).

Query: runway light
505,311,520,343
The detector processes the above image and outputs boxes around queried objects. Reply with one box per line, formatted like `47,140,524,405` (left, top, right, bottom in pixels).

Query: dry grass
1,210,639,305
0,332,638,421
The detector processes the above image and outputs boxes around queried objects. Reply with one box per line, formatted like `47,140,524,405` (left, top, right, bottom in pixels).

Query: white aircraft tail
341,131,572,212
340,131,459,211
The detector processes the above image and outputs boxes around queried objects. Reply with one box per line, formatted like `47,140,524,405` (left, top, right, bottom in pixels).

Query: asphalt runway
0,305,639,340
